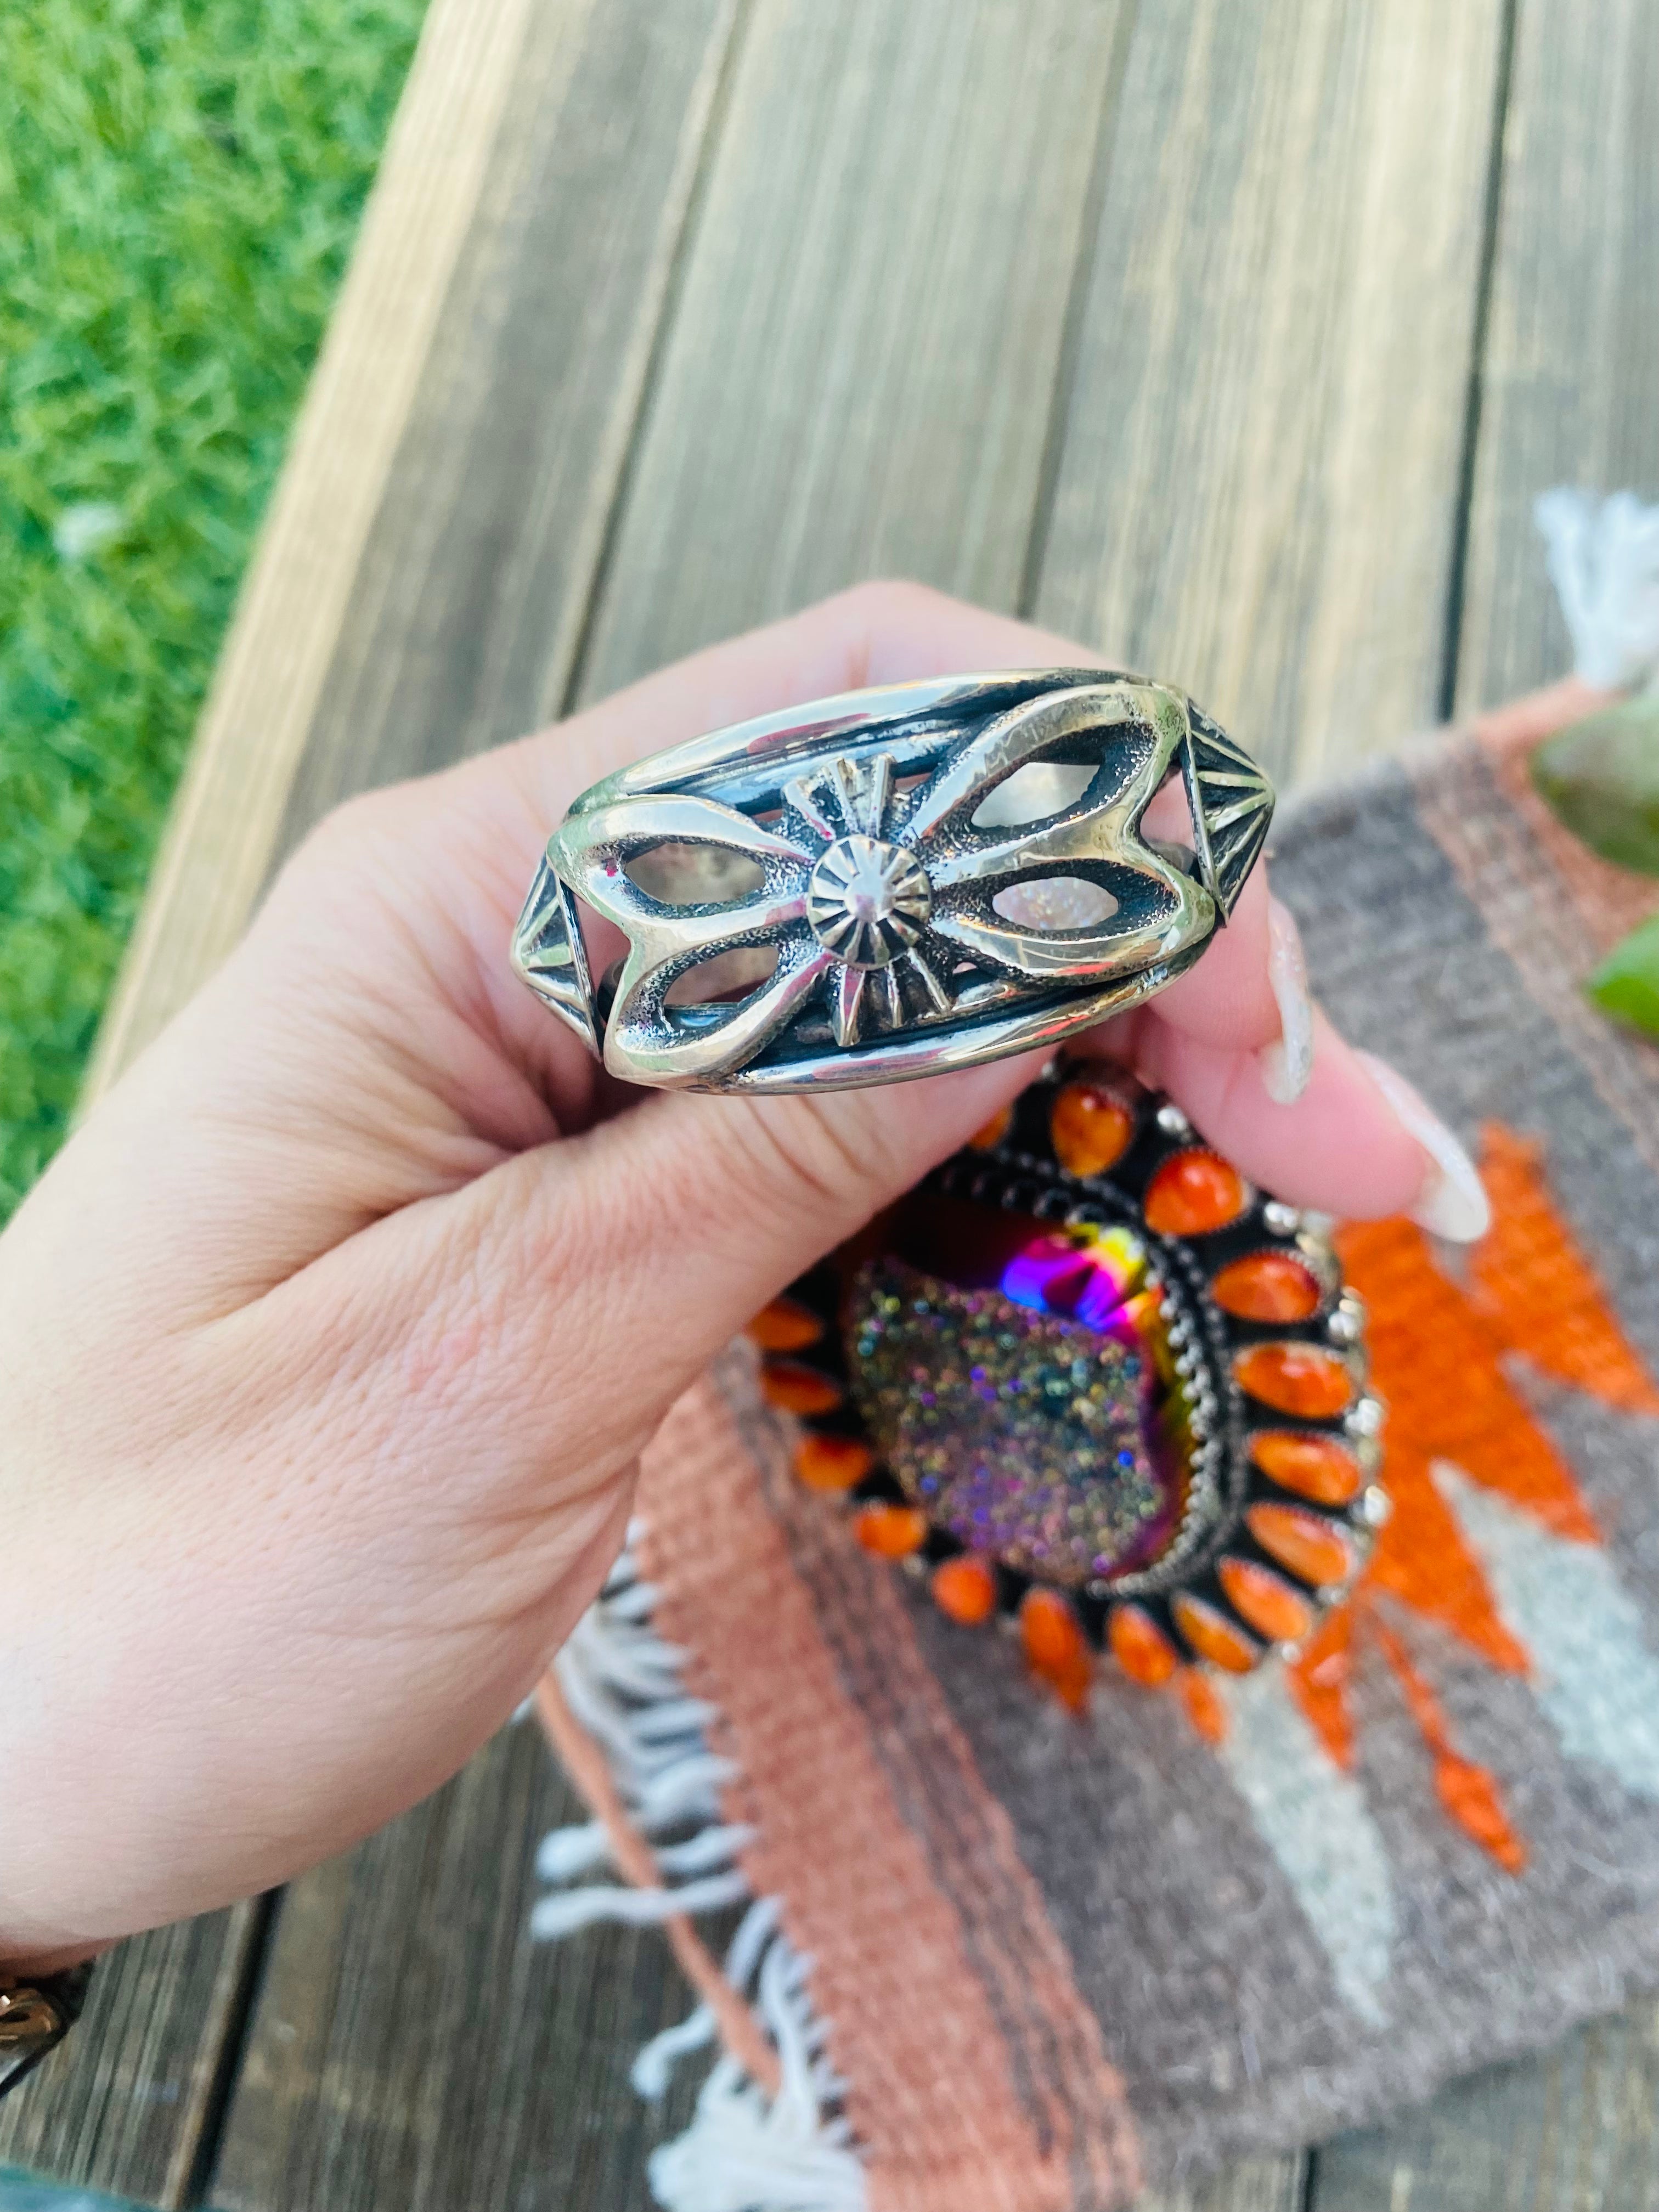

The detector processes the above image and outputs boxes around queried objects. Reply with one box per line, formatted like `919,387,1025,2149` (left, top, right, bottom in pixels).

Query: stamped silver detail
806,836,932,965
514,670,1273,1093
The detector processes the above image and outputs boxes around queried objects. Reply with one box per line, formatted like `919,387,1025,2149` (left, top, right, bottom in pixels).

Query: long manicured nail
1258,896,1316,1104
1355,1051,1491,1243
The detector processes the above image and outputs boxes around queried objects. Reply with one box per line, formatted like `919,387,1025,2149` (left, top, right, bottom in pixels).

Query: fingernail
1355,1051,1491,1243
1258,896,1316,1104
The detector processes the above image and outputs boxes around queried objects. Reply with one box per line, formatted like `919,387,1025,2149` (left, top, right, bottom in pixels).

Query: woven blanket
533,721,1659,2209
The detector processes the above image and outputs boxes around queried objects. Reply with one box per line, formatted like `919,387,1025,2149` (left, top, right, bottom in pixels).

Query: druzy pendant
749,1066,1386,1711
848,1206,1189,1587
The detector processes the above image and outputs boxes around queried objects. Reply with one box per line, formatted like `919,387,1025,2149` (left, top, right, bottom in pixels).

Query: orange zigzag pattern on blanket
1471,1125,1659,1417
1281,1123,1659,1866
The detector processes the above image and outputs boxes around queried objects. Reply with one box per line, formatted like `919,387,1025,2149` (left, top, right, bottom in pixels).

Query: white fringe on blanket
532,1530,866,2212
1535,486,1659,690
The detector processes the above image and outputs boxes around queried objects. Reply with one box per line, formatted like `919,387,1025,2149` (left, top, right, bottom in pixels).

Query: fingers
1127,1006,1488,1237
496,579,1091,828
462,1043,1050,1469
414,579,1495,1254
455,582,1102,1120
1100,743,1487,1231
468,577,1091,921
1147,864,1279,1053
1133,1006,1419,1214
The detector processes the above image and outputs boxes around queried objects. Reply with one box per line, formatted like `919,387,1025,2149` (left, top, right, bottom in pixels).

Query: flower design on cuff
515,671,1272,1093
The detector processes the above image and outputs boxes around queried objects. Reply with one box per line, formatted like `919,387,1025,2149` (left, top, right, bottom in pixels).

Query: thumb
479,1050,1048,1450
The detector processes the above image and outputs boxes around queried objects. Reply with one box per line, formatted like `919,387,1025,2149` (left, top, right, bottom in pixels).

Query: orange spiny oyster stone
855,1502,928,1559
794,1434,872,1492
932,1554,997,1626
1233,1339,1355,1418
747,1296,824,1353
1247,1501,1355,1588
1108,1601,1178,1686
1250,1428,1363,1505
1211,1249,1322,1322
1020,1587,1094,1711
969,1104,1014,1151
1144,1150,1248,1236
1217,1556,1314,1644
761,1360,843,1416
1022,1585,1087,1668
1050,1079,1135,1178
1171,1591,1261,1674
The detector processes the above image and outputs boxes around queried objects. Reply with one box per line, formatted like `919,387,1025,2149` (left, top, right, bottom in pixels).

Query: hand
0,583,1456,1966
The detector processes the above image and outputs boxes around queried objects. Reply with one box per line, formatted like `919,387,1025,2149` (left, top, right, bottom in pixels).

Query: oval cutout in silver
972,761,1094,829
664,943,780,1008
626,843,765,905
991,877,1118,932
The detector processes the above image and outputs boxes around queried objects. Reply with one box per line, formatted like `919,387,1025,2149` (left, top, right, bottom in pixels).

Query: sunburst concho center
806,836,932,968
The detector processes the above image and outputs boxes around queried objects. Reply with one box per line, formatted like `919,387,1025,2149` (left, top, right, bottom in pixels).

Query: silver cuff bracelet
513,670,1272,1094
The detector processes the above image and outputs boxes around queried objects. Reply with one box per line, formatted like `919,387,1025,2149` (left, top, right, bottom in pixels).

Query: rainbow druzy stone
845,1190,1192,1587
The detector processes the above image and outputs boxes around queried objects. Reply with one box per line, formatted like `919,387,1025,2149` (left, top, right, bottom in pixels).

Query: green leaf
1588,913,1659,1038
1532,695,1659,877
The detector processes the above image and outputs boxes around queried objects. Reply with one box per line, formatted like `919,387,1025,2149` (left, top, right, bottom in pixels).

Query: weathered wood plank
0,1905,261,2209
20,4,738,2207
0,5,555,2192
1139,2154,1308,2212
87,0,742,1076
210,1722,715,2212
1312,1995,1659,2212
209,5,1152,2206
60,0,1648,2207
1032,0,1508,789
208,5,1133,2201
1454,0,1659,712
273,0,740,838
1313,7,1659,2200
85,0,545,1093
575,0,1133,702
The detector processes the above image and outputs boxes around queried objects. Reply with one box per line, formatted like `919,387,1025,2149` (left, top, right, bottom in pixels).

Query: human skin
0,583,1454,1970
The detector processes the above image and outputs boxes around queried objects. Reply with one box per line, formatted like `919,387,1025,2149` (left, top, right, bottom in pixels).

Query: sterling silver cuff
513,670,1272,1094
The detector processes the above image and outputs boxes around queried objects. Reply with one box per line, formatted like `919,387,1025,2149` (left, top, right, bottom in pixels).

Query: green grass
1,0,427,1217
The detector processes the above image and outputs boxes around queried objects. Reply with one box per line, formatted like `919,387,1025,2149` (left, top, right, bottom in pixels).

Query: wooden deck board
1141,2162,1310,2212
83,0,548,1094
1312,1995,1659,2212
272,0,740,837
0,1908,260,2210
1455,0,1659,711
22,0,1659,2203
211,1723,721,2212
1318,4,1659,2199
1032,0,1507,788
211,4,1148,2203
575,0,1132,702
